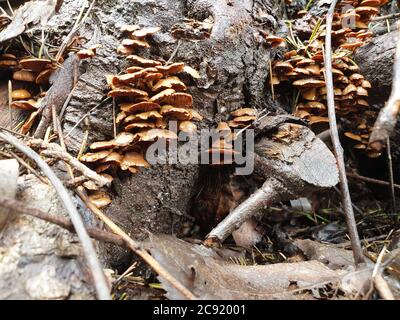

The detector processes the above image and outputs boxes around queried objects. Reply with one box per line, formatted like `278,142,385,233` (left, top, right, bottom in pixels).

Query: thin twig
76,186,197,300
372,12,400,22
386,137,397,225
346,172,400,190
0,130,111,300
28,139,110,188
0,195,124,246
166,40,181,65
64,97,111,139
369,24,400,152
324,0,364,266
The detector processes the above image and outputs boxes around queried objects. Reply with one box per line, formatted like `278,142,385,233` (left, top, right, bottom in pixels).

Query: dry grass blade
324,0,364,266
0,130,111,300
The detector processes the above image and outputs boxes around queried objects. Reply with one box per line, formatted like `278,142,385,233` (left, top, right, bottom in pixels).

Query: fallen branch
0,195,124,246
324,0,365,266
28,138,110,188
369,26,400,152
372,12,400,22
76,186,198,300
0,130,111,300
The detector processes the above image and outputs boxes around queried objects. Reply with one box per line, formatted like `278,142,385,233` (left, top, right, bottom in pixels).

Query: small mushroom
152,76,187,92
120,101,160,114
80,150,112,162
13,70,36,82
126,55,162,67
179,121,197,134
155,62,185,76
11,89,31,100
19,58,52,72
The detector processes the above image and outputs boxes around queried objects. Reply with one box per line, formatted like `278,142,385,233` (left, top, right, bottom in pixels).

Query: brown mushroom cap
152,76,187,92
11,99,38,110
181,65,200,79
131,27,161,38
361,80,371,88
101,152,123,164
114,132,137,147
121,38,150,49
301,88,318,101
126,55,162,67
155,62,185,75
120,25,140,33
232,115,256,123
179,121,197,134
0,59,18,68
88,192,112,209
124,110,163,122
343,83,357,95
293,78,325,88
125,122,156,131
126,66,144,73
77,48,96,59
120,152,150,170
265,35,285,47
161,92,193,108
120,101,160,114
304,101,326,110
20,111,39,134
150,88,176,103
356,86,368,96
355,6,379,15
19,58,52,72
89,140,116,150
340,42,364,50
344,132,362,142
108,86,149,98
188,109,203,121
36,68,53,84
116,111,127,124
160,105,192,120
80,150,112,162
11,89,31,100
138,128,178,141
274,61,294,74
230,107,257,117
13,70,36,82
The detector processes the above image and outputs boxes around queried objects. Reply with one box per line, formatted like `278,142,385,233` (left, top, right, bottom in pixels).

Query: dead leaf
0,0,60,43
294,239,355,269
147,234,347,300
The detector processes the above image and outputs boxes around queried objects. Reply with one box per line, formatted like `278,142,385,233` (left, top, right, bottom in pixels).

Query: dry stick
346,172,400,190
369,25,400,152
371,246,395,300
0,195,124,246
387,137,397,225
76,187,197,300
0,130,111,300
372,12,400,22
324,0,364,266
28,139,110,188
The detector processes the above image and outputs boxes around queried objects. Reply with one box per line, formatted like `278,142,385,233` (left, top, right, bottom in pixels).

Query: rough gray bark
46,0,284,265
0,175,95,299
355,31,398,101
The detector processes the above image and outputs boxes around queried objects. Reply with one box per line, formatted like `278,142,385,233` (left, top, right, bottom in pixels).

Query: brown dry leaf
0,0,61,43
147,234,347,300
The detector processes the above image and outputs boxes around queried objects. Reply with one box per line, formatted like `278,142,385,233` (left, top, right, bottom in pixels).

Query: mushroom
11,89,31,100
131,27,161,38
13,70,36,82
152,76,187,92
80,150,112,162
120,101,160,114
120,152,150,170
89,140,116,150
293,78,325,88
231,108,257,117
19,58,52,72
108,87,148,98
155,62,185,76
124,110,163,122
179,121,197,134
126,55,162,67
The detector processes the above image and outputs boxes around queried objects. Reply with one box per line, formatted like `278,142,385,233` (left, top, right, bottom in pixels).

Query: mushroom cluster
0,53,59,133
267,0,386,156
80,25,203,175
